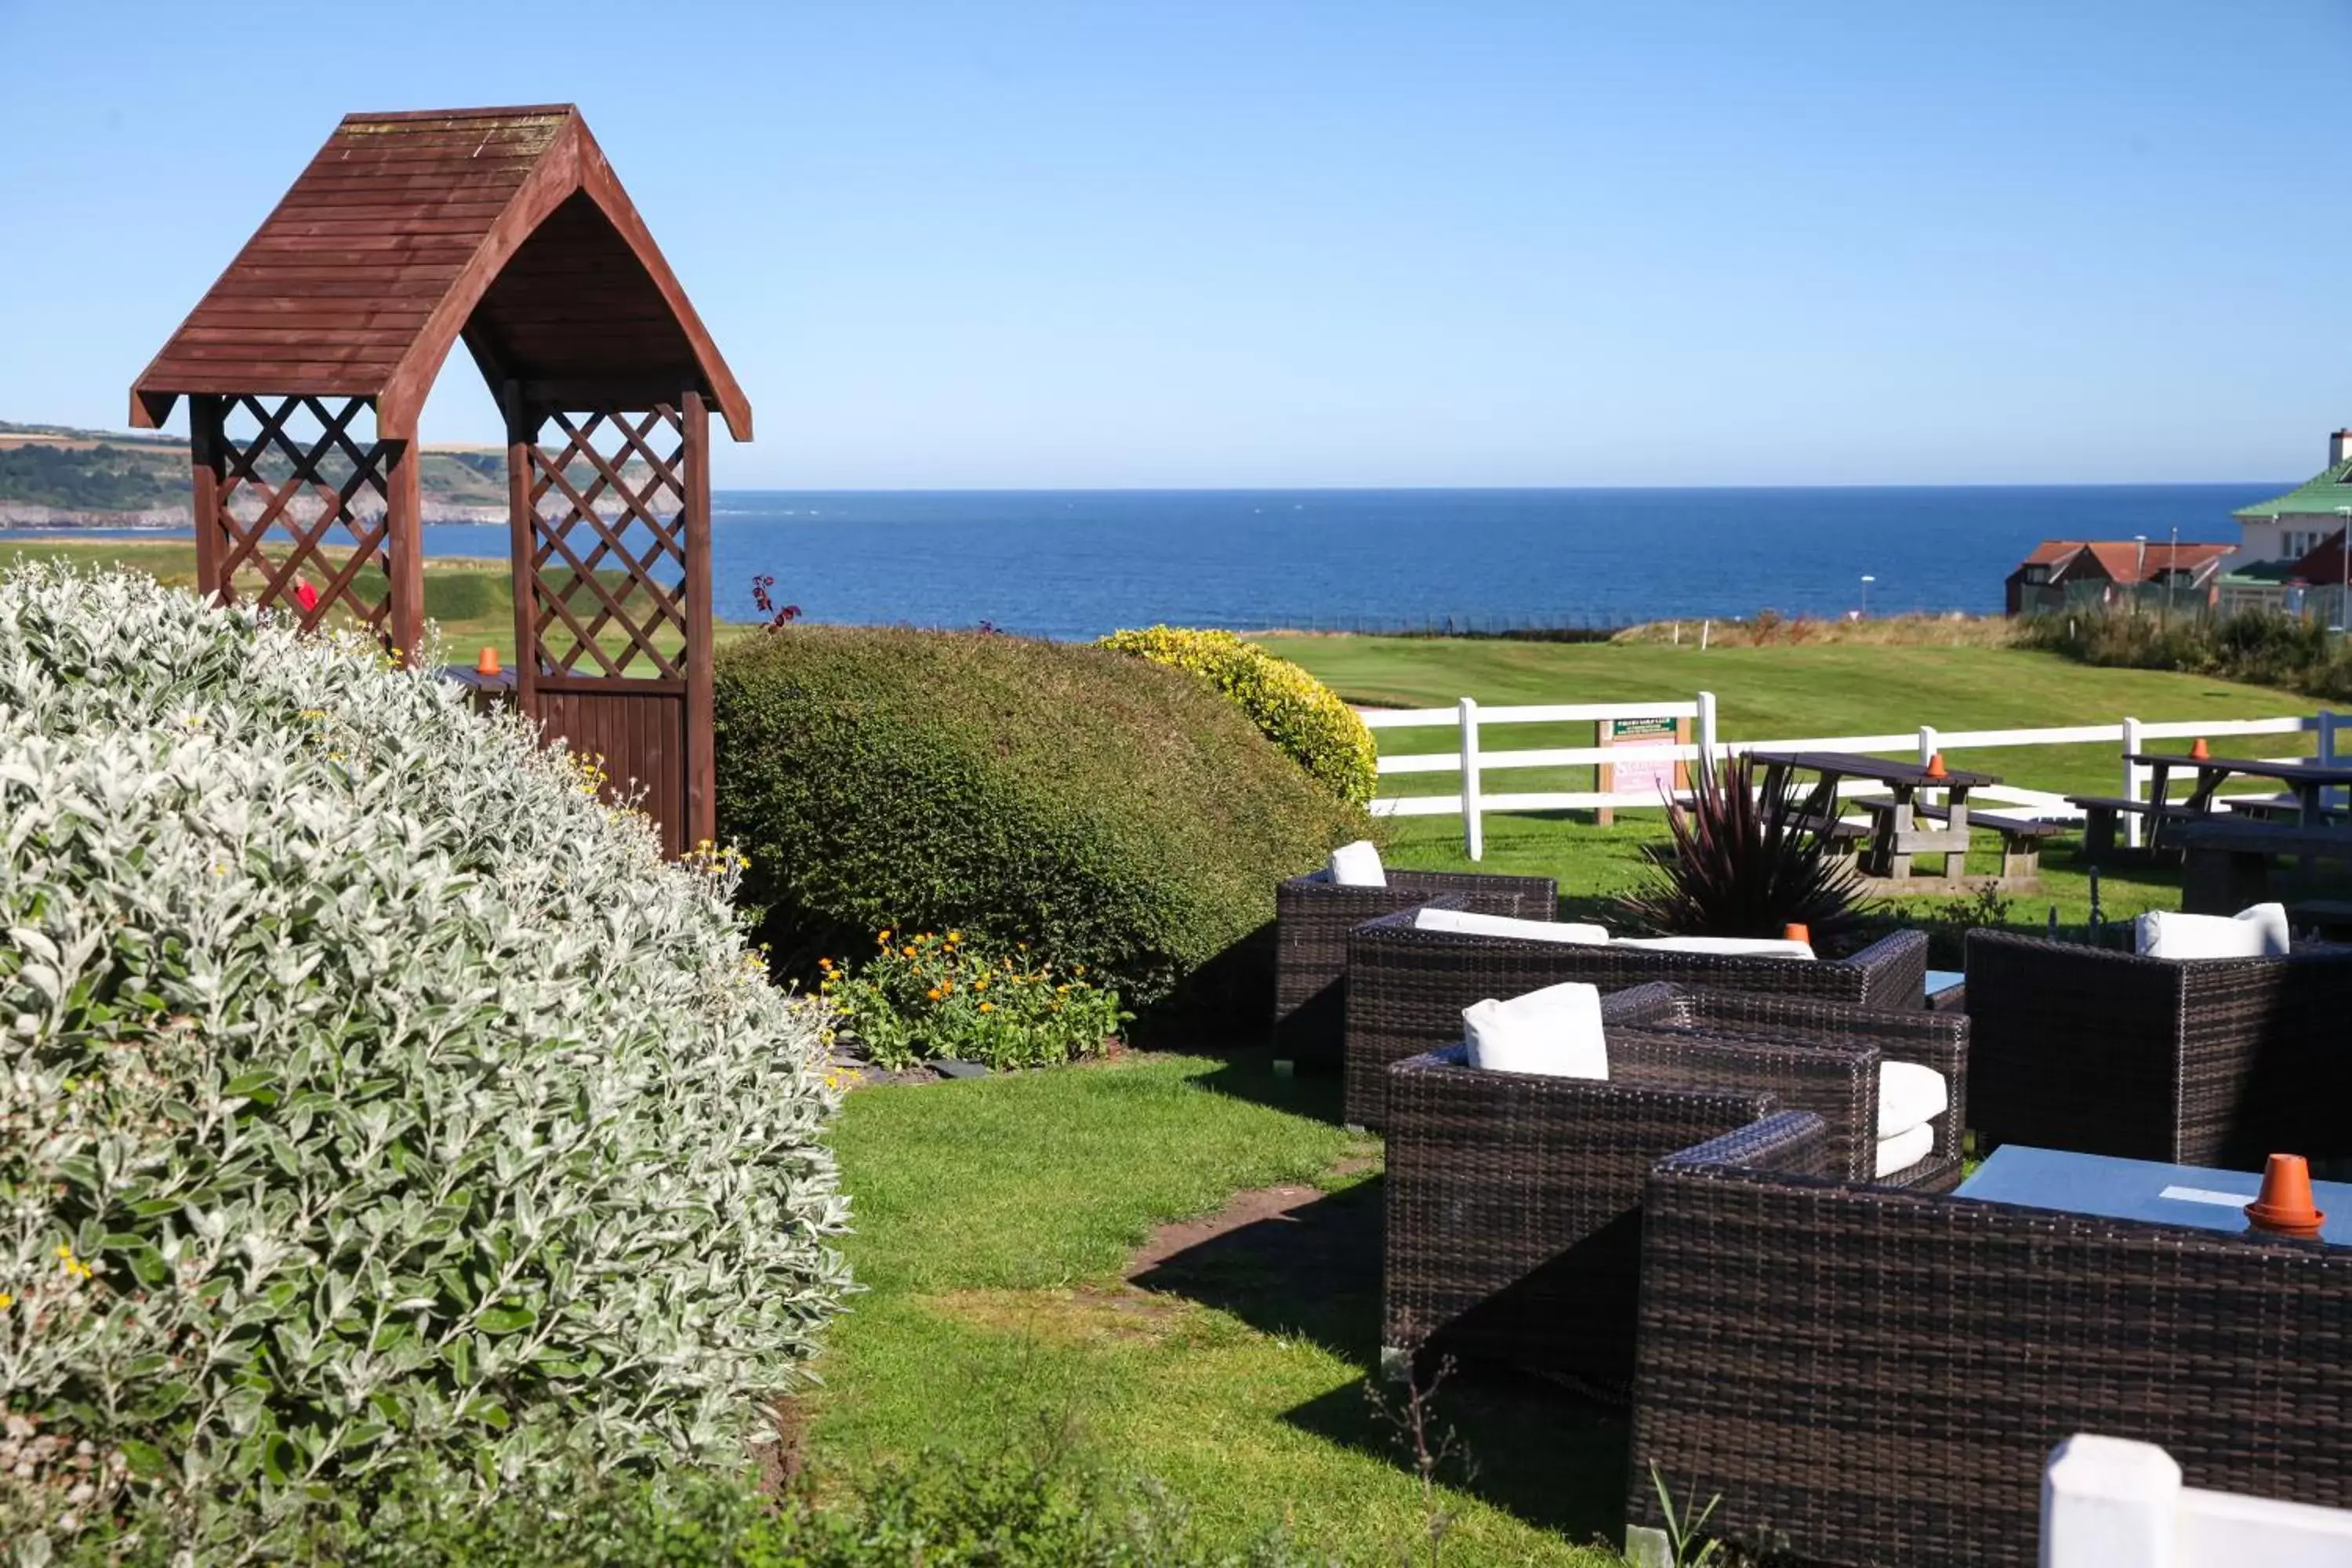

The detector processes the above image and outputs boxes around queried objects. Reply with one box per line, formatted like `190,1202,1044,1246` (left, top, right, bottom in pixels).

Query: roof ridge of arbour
129,104,750,441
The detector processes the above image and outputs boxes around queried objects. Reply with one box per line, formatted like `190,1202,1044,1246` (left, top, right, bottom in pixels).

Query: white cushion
1874,1120,1936,1178
1612,936,1816,960
1328,839,1385,887
1413,906,1610,946
1462,982,1609,1080
1877,1060,1949,1138
2134,902,2291,960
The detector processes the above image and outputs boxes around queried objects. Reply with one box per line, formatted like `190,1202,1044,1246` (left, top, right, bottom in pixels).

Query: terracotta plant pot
2245,1152,2325,1240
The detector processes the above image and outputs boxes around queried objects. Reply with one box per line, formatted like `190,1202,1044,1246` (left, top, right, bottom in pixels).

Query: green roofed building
2232,430,2352,562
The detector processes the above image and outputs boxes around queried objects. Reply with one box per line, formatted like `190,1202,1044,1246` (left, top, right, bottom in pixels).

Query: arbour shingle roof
129,105,750,441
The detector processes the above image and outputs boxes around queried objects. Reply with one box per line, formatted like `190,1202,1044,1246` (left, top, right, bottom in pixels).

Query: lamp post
1860,574,1875,619
2165,524,2179,624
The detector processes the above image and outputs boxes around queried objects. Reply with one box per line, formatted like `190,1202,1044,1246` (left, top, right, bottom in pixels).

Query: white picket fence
2042,1434,2352,1566
1359,691,2346,861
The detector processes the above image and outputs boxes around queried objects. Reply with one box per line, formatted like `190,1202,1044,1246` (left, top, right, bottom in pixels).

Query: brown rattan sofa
1963,930,2352,1167
1382,986,1965,1392
1273,869,1555,1068
1344,911,1928,1129
1624,1109,2352,1568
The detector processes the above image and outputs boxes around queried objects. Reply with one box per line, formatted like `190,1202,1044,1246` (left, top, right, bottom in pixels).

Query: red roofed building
2005,539,2236,615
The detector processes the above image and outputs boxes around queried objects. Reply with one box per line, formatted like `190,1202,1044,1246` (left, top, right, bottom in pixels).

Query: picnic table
1748,750,2001,884
2071,752,2352,861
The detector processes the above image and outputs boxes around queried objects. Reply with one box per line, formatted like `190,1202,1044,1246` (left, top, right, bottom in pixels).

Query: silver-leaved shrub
0,567,851,1561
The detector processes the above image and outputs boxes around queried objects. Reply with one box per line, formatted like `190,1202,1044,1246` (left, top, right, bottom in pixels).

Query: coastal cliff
0,421,636,531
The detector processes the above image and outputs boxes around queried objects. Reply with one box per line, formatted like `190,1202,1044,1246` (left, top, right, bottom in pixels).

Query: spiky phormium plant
1617,753,1875,948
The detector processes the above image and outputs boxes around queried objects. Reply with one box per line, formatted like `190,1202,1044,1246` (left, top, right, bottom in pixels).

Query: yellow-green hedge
1098,626,1378,806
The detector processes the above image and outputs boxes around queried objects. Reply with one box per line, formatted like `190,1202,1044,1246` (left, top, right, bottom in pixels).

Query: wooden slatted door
506,389,715,858
190,394,425,655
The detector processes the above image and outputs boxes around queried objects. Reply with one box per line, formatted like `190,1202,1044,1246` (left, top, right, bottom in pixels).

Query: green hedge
1098,626,1378,805
714,626,1371,1013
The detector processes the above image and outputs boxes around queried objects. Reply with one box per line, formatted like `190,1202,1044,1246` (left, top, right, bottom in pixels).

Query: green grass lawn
814,1053,1625,1565
1265,633,2326,926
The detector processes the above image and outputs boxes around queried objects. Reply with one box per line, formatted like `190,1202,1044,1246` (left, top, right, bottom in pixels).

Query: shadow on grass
1129,1174,1628,1545
1192,1049,1351,1126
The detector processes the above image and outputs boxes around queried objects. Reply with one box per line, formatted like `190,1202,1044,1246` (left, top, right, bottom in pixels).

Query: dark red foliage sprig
750,574,802,632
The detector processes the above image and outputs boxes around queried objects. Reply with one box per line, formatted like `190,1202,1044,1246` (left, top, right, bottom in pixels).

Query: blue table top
1957,1145,2352,1243
1924,969,1965,996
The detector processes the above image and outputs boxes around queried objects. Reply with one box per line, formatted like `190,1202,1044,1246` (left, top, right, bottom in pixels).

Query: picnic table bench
1748,749,2005,888
2173,816,2352,914
2063,795,2209,860
1857,797,2063,883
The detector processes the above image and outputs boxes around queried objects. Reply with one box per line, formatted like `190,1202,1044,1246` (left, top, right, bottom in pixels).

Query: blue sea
80,485,2285,641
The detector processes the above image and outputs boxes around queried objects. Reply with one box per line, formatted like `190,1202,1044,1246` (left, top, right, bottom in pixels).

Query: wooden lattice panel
524,408,691,678
206,395,395,634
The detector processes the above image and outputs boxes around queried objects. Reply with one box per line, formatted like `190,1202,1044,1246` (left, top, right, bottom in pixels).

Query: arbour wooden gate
130,104,750,856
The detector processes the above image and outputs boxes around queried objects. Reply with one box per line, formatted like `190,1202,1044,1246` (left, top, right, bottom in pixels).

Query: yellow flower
902,946,917,958
974,978,988,992
0,1292,13,1311
878,929,893,943
948,930,962,943
979,1002,993,1013
1056,985,1069,994
818,957,834,971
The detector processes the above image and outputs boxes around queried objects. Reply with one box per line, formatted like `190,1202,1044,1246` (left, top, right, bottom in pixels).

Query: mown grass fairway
1264,633,2323,924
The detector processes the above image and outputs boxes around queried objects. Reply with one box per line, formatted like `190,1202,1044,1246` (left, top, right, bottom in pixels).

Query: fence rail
1360,690,2344,860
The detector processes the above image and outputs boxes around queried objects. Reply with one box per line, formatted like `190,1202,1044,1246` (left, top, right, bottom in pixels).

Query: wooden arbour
129,105,750,856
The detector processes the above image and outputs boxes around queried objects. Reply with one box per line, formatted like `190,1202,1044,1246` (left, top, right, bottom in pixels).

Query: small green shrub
1617,754,1875,946
0,567,850,1560
820,929,1128,1070
1098,626,1377,806
714,626,1371,1014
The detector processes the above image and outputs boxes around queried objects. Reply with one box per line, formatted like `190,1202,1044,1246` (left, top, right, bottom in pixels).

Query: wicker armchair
1963,930,2352,1167
1344,911,1927,1129
1381,993,1965,1390
1273,869,1555,1069
1624,1111,2352,1568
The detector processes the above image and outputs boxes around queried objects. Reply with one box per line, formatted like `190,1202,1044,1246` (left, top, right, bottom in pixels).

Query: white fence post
1697,690,1718,769
2041,1435,2177,1568
2122,716,2145,850
1918,724,1939,766
1458,696,1483,862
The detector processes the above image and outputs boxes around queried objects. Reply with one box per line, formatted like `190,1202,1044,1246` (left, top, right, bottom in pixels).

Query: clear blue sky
3,1,2348,488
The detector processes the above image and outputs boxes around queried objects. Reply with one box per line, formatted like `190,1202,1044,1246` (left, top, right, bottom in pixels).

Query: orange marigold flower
926,988,942,1001
902,946,916,958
